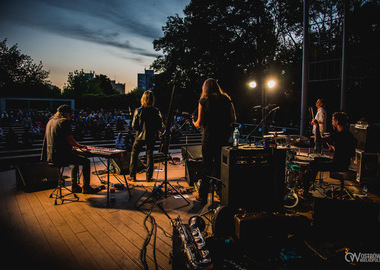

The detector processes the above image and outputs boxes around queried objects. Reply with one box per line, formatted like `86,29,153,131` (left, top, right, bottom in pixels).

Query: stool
329,170,357,200
49,163,79,205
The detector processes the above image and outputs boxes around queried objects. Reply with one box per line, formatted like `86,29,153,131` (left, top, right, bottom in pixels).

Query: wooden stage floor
1,149,379,269
0,152,202,269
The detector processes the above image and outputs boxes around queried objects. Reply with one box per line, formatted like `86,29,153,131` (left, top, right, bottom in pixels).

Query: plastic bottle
233,127,240,147
362,185,368,196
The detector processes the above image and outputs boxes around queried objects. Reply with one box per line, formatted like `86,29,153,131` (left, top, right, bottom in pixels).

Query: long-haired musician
41,105,99,194
129,90,163,182
192,78,236,205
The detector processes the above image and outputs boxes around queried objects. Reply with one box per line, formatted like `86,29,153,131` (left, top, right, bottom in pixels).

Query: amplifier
16,162,59,192
350,124,380,152
220,145,286,212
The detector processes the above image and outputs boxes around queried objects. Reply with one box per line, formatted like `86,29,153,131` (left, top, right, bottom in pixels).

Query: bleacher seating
0,123,202,170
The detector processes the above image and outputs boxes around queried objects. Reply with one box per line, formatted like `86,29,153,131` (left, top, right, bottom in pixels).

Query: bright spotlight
249,81,257,88
267,80,276,88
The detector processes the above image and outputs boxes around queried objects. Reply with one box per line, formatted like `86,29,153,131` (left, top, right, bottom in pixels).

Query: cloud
0,0,185,58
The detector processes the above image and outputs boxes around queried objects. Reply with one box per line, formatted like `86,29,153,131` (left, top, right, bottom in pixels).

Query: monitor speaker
181,144,202,161
185,160,203,186
220,146,285,212
16,162,59,192
111,152,145,175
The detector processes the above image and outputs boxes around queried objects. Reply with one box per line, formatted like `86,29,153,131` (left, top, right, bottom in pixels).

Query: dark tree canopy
0,38,54,97
151,0,380,123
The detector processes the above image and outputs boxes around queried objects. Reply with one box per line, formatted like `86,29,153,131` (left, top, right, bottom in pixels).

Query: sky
0,0,189,92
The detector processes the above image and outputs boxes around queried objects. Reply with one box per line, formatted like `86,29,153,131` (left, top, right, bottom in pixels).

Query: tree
0,38,52,97
63,70,116,97
152,0,281,118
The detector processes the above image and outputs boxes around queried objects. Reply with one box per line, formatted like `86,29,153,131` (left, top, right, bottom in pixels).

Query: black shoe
71,183,82,193
147,178,155,182
83,186,100,194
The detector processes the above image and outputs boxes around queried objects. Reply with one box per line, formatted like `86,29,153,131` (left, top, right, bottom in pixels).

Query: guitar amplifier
220,145,286,212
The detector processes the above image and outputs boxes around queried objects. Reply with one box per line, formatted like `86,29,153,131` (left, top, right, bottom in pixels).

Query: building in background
137,69,155,90
111,80,126,94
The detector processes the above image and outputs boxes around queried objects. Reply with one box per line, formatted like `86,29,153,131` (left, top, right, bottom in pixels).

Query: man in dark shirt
129,91,162,182
42,105,99,194
302,112,356,195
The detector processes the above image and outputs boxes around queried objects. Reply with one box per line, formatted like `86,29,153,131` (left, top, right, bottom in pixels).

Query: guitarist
311,98,327,154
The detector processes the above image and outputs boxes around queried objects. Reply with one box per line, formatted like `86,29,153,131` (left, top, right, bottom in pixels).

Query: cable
140,199,159,270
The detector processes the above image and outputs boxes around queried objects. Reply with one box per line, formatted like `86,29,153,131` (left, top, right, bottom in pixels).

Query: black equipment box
220,145,286,212
16,162,59,192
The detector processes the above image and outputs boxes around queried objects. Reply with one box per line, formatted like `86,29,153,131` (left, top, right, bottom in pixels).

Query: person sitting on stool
302,112,356,196
41,105,99,194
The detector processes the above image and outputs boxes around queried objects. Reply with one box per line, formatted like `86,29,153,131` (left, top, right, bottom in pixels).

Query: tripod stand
137,72,190,211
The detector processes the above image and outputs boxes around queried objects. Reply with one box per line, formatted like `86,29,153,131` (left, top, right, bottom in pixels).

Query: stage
1,149,379,269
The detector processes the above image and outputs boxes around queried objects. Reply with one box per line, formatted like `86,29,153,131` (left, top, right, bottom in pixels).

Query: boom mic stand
245,106,280,145
137,72,190,211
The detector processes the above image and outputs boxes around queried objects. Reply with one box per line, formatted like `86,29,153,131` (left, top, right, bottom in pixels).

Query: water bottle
233,127,240,147
362,185,368,196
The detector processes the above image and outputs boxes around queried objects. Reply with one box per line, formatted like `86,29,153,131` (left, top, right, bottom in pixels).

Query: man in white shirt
312,98,327,153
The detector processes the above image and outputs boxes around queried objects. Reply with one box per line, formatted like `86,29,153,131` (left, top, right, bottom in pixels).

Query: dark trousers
198,141,225,200
70,154,91,186
130,139,155,179
302,157,345,193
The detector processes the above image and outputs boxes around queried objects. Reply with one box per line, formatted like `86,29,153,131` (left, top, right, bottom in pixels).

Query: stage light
249,81,257,88
267,80,276,88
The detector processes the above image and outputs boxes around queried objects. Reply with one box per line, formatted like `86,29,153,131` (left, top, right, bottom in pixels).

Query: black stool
49,163,79,205
329,170,356,200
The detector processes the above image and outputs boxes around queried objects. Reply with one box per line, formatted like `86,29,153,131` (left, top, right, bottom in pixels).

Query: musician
129,90,163,182
311,98,327,154
192,78,236,204
41,105,99,194
302,112,356,195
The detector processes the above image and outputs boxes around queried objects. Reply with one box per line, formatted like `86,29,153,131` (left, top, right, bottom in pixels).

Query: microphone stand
245,107,280,145
137,72,190,213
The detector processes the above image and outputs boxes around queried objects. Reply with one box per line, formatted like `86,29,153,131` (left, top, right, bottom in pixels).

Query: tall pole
340,1,347,112
300,0,309,136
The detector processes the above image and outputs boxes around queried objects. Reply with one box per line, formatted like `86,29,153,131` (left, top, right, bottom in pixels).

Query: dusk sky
0,0,189,92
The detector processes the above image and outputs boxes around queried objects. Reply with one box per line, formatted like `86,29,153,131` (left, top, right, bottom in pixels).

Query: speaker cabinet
220,146,286,212
111,152,145,175
185,160,203,186
16,162,59,192
181,144,202,161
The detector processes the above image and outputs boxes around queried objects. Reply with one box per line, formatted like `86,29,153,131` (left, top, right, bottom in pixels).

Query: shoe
147,178,155,182
128,176,136,182
83,185,100,194
71,183,82,193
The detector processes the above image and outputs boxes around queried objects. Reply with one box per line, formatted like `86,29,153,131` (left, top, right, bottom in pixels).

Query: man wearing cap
41,105,99,194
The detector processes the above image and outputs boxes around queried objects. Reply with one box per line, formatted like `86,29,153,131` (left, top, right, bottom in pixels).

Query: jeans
130,139,155,179
198,140,226,200
70,154,91,186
